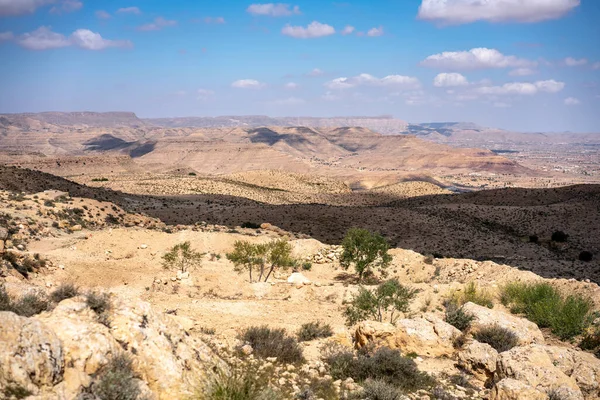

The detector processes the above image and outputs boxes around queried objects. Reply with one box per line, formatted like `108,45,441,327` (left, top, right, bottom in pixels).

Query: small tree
226,240,295,282
264,239,295,282
340,228,392,282
344,279,417,326
227,241,264,282
162,241,203,273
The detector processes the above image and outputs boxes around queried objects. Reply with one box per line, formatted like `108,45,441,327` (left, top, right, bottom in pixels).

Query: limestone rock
495,344,583,399
457,340,498,383
542,345,600,398
354,317,460,357
462,302,545,345
0,312,64,394
287,272,311,285
491,378,547,400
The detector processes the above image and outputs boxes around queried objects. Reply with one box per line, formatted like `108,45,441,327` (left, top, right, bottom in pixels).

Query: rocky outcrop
354,316,461,357
462,302,545,345
495,344,584,399
491,378,547,400
457,340,498,383
543,345,600,399
0,312,64,395
0,295,224,399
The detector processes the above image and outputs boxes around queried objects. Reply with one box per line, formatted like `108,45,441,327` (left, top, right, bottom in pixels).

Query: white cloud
16,26,71,50
50,0,82,14
0,0,53,16
231,79,265,89
117,7,141,15
138,17,177,31
564,97,581,105
325,73,420,90
417,0,580,24
197,89,215,100
15,26,132,51
475,79,565,95
284,82,298,89
307,68,325,77
70,29,133,50
433,72,468,87
341,25,355,35
282,21,335,38
95,10,111,19
421,48,536,70
0,31,13,41
321,91,340,101
564,57,587,66
509,67,536,76
247,3,301,16
367,26,384,37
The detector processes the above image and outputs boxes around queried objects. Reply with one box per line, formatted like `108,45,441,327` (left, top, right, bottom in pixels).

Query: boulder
0,227,8,240
491,378,547,400
495,344,583,399
462,302,545,345
0,312,64,394
457,340,498,383
287,272,311,285
354,317,460,357
543,345,600,399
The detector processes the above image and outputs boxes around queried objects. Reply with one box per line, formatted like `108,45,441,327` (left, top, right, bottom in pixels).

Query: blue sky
0,0,599,132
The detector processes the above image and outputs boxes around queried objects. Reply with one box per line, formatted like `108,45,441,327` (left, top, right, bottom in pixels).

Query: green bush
500,281,594,340
472,324,519,353
445,303,474,331
297,321,334,342
86,291,112,327
91,353,144,400
340,228,392,282
324,347,435,392
240,222,261,229
2,290,52,317
241,326,304,364
551,231,569,242
50,283,79,303
350,379,403,400
448,282,493,309
197,363,281,400
344,279,417,326
162,241,203,273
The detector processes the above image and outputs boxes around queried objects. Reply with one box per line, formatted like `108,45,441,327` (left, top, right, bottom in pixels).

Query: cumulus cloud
433,72,468,87
16,26,71,50
341,25,355,35
138,17,177,31
117,7,141,15
421,47,536,70
70,29,133,50
95,10,111,19
367,26,384,37
0,0,53,16
509,67,536,76
15,26,132,50
282,21,335,38
325,73,420,90
475,79,565,95
306,68,325,77
564,57,587,66
247,3,301,16
231,79,265,89
50,0,82,14
564,97,581,105
284,82,298,89
0,31,14,41
417,0,580,25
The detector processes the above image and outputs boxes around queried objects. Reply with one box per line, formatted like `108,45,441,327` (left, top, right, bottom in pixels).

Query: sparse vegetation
447,282,494,309
445,303,474,331
86,291,112,327
1,286,51,317
340,228,392,282
2,384,33,400
240,326,304,364
90,353,144,400
227,240,296,282
500,281,594,340
551,231,569,242
324,346,435,392
472,324,519,352
162,241,204,273
344,279,417,326
350,379,403,400
579,251,593,262
50,283,79,303
240,221,261,229
196,363,280,400
91,177,109,182
297,321,334,342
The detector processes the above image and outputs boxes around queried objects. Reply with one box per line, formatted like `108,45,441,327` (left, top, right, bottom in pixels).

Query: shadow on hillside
1,165,598,285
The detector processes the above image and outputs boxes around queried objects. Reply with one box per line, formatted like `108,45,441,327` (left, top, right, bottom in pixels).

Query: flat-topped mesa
0,112,146,128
